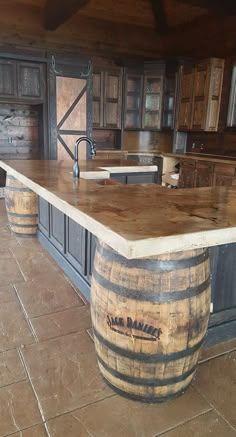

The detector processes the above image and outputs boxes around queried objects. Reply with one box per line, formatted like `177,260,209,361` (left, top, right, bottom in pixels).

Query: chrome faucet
73,136,96,178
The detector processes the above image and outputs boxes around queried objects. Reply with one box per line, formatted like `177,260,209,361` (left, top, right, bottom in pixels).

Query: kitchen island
1,158,236,402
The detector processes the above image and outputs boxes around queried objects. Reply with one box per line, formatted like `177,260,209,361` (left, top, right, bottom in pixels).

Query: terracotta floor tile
74,387,211,437
159,410,236,436
12,423,48,437
193,350,236,428
10,247,61,281
21,331,112,419
0,284,17,303
0,349,26,388
31,306,92,341
14,275,84,318
200,338,236,363
47,413,90,437
0,380,42,436
0,301,35,352
0,257,25,285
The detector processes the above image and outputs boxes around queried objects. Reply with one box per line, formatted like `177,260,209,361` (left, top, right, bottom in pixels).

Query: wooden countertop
1,159,236,259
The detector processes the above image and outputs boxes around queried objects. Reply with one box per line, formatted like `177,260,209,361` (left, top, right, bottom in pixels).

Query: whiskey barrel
5,175,38,237
91,240,211,403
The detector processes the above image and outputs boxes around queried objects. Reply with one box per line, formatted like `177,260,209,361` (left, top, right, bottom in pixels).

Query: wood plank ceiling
1,0,236,58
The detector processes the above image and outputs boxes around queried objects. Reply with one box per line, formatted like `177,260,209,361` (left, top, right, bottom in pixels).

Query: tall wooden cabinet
92,67,122,129
177,58,224,132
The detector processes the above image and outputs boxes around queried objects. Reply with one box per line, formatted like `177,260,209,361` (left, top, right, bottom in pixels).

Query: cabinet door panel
142,76,163,129
87,232,97,283
127,174,155,184
18,62,44,100
92,72,103,127
50,206,65,252
214,174,233,187
177,66,194,130
191,64,209,130
178,160,195,188
66,218,87,274
206,61,224,131
0,60,17,98
38,197,50,237
124,74,143,129
210,244,236,312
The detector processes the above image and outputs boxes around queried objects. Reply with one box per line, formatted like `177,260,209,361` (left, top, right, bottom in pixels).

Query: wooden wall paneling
0,104,40,159
92,129,121,150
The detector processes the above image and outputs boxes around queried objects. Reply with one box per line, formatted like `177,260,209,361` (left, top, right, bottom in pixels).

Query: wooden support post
5,174,38,237
91,239,211,402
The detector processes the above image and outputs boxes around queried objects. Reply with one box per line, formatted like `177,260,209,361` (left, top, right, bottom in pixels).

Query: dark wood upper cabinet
0,58,45,102
17,62,45,100
124,73,143,129
0,60,17,98
124,63,177,131
177,58,224,132
92,67,122,129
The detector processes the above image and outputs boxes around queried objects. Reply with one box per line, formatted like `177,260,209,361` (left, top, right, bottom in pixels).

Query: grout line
9,248,27,282
29,303,86,320
18,348,48,425
70,413,93,437
199,346,236,364
0,377,27,390
63,274,88,305
6,422,50,437
194,385,236,433
154,408,213,436
12,284,39,343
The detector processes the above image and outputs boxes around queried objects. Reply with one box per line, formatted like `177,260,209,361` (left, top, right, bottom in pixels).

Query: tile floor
0,199,235,436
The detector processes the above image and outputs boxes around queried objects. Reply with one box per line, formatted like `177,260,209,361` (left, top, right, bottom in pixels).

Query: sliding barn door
48,59,92,160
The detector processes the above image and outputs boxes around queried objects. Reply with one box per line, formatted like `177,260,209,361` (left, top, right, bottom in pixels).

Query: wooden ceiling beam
44,0,90,30
151,0,168,35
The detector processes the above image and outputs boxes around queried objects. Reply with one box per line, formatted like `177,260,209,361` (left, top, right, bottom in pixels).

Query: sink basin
90,178,123,186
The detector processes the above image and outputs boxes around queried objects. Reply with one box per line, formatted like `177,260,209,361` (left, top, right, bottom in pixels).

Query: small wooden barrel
91,240,211,403
5,175,38,237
